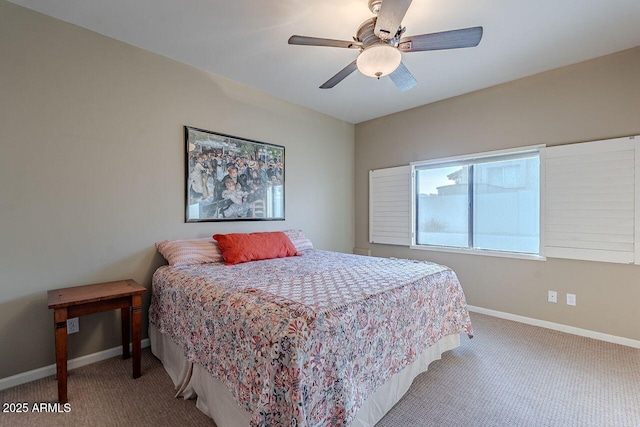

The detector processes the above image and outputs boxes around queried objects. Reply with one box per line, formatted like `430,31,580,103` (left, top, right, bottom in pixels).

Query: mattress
149,250,473,426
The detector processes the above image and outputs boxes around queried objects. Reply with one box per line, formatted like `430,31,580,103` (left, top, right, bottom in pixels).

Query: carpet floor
1,313,639,426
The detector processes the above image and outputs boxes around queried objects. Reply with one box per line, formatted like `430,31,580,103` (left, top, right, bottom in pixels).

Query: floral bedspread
149,250,473,426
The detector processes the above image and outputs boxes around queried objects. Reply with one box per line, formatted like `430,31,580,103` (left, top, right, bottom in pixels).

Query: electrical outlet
567,293,577,306
547,290,557,303
67,317,79,334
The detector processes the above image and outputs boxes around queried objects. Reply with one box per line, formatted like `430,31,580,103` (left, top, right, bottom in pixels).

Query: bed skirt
150,324,460,426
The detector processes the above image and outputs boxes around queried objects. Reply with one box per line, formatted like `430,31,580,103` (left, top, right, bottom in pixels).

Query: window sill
409,244,546,261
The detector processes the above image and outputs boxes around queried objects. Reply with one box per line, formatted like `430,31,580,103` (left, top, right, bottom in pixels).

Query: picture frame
185,126,285,222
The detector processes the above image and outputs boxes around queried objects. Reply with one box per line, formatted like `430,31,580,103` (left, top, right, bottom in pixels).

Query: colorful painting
185,126,285,222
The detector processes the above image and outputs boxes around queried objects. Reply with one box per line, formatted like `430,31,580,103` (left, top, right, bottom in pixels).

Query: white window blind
369,166,411,245
545,136,638,264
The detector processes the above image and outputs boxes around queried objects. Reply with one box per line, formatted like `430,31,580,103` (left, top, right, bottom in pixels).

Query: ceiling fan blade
398,26,483,52
374,0,412,40
288,35,362,49
320,60,358,89
389,62,417,92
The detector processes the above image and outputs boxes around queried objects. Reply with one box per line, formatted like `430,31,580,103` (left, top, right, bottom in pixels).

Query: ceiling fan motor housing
357,18,400,49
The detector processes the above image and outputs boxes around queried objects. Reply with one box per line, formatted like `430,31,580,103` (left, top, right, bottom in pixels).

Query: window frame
410,145,546,261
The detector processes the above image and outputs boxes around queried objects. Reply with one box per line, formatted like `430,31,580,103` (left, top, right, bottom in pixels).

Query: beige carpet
2,313,639,426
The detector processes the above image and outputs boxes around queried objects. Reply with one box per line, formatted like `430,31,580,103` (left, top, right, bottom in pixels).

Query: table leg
121,307,130,359
131,295,142,378
53,308,68,403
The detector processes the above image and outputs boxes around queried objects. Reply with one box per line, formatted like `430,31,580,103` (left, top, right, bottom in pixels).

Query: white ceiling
9,0,640,124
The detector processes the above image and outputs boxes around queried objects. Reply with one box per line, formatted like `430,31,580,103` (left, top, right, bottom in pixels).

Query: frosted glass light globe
356,43,402,78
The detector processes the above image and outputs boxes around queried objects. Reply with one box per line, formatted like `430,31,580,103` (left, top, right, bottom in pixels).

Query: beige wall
0,1,354,378
355,47,640,341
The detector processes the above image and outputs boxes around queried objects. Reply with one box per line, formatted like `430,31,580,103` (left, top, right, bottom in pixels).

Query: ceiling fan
288,0,483,91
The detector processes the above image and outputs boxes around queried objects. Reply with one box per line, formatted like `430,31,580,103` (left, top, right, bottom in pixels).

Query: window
413,149,541,255
370,136,638,263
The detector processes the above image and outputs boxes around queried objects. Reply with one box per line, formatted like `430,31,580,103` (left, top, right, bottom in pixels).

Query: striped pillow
155,237,224,267
283,229,314,252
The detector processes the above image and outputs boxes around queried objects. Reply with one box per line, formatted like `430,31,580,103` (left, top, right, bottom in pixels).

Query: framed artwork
185,126,285,222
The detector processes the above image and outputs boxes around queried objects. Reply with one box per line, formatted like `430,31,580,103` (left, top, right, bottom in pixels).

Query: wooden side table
47,279,146,403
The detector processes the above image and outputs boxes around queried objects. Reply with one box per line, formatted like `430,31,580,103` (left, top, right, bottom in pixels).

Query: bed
149,242,472,426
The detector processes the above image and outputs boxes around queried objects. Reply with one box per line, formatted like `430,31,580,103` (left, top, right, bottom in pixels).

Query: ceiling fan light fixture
356,43,401,78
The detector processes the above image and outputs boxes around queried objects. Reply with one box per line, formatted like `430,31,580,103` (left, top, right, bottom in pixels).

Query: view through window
415,151,540,254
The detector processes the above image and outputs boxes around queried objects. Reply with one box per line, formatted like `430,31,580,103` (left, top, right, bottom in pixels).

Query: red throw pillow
213,232,299,265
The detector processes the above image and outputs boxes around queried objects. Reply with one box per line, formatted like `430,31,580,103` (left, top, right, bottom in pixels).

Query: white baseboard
0,339,150,392
467,305,640,349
